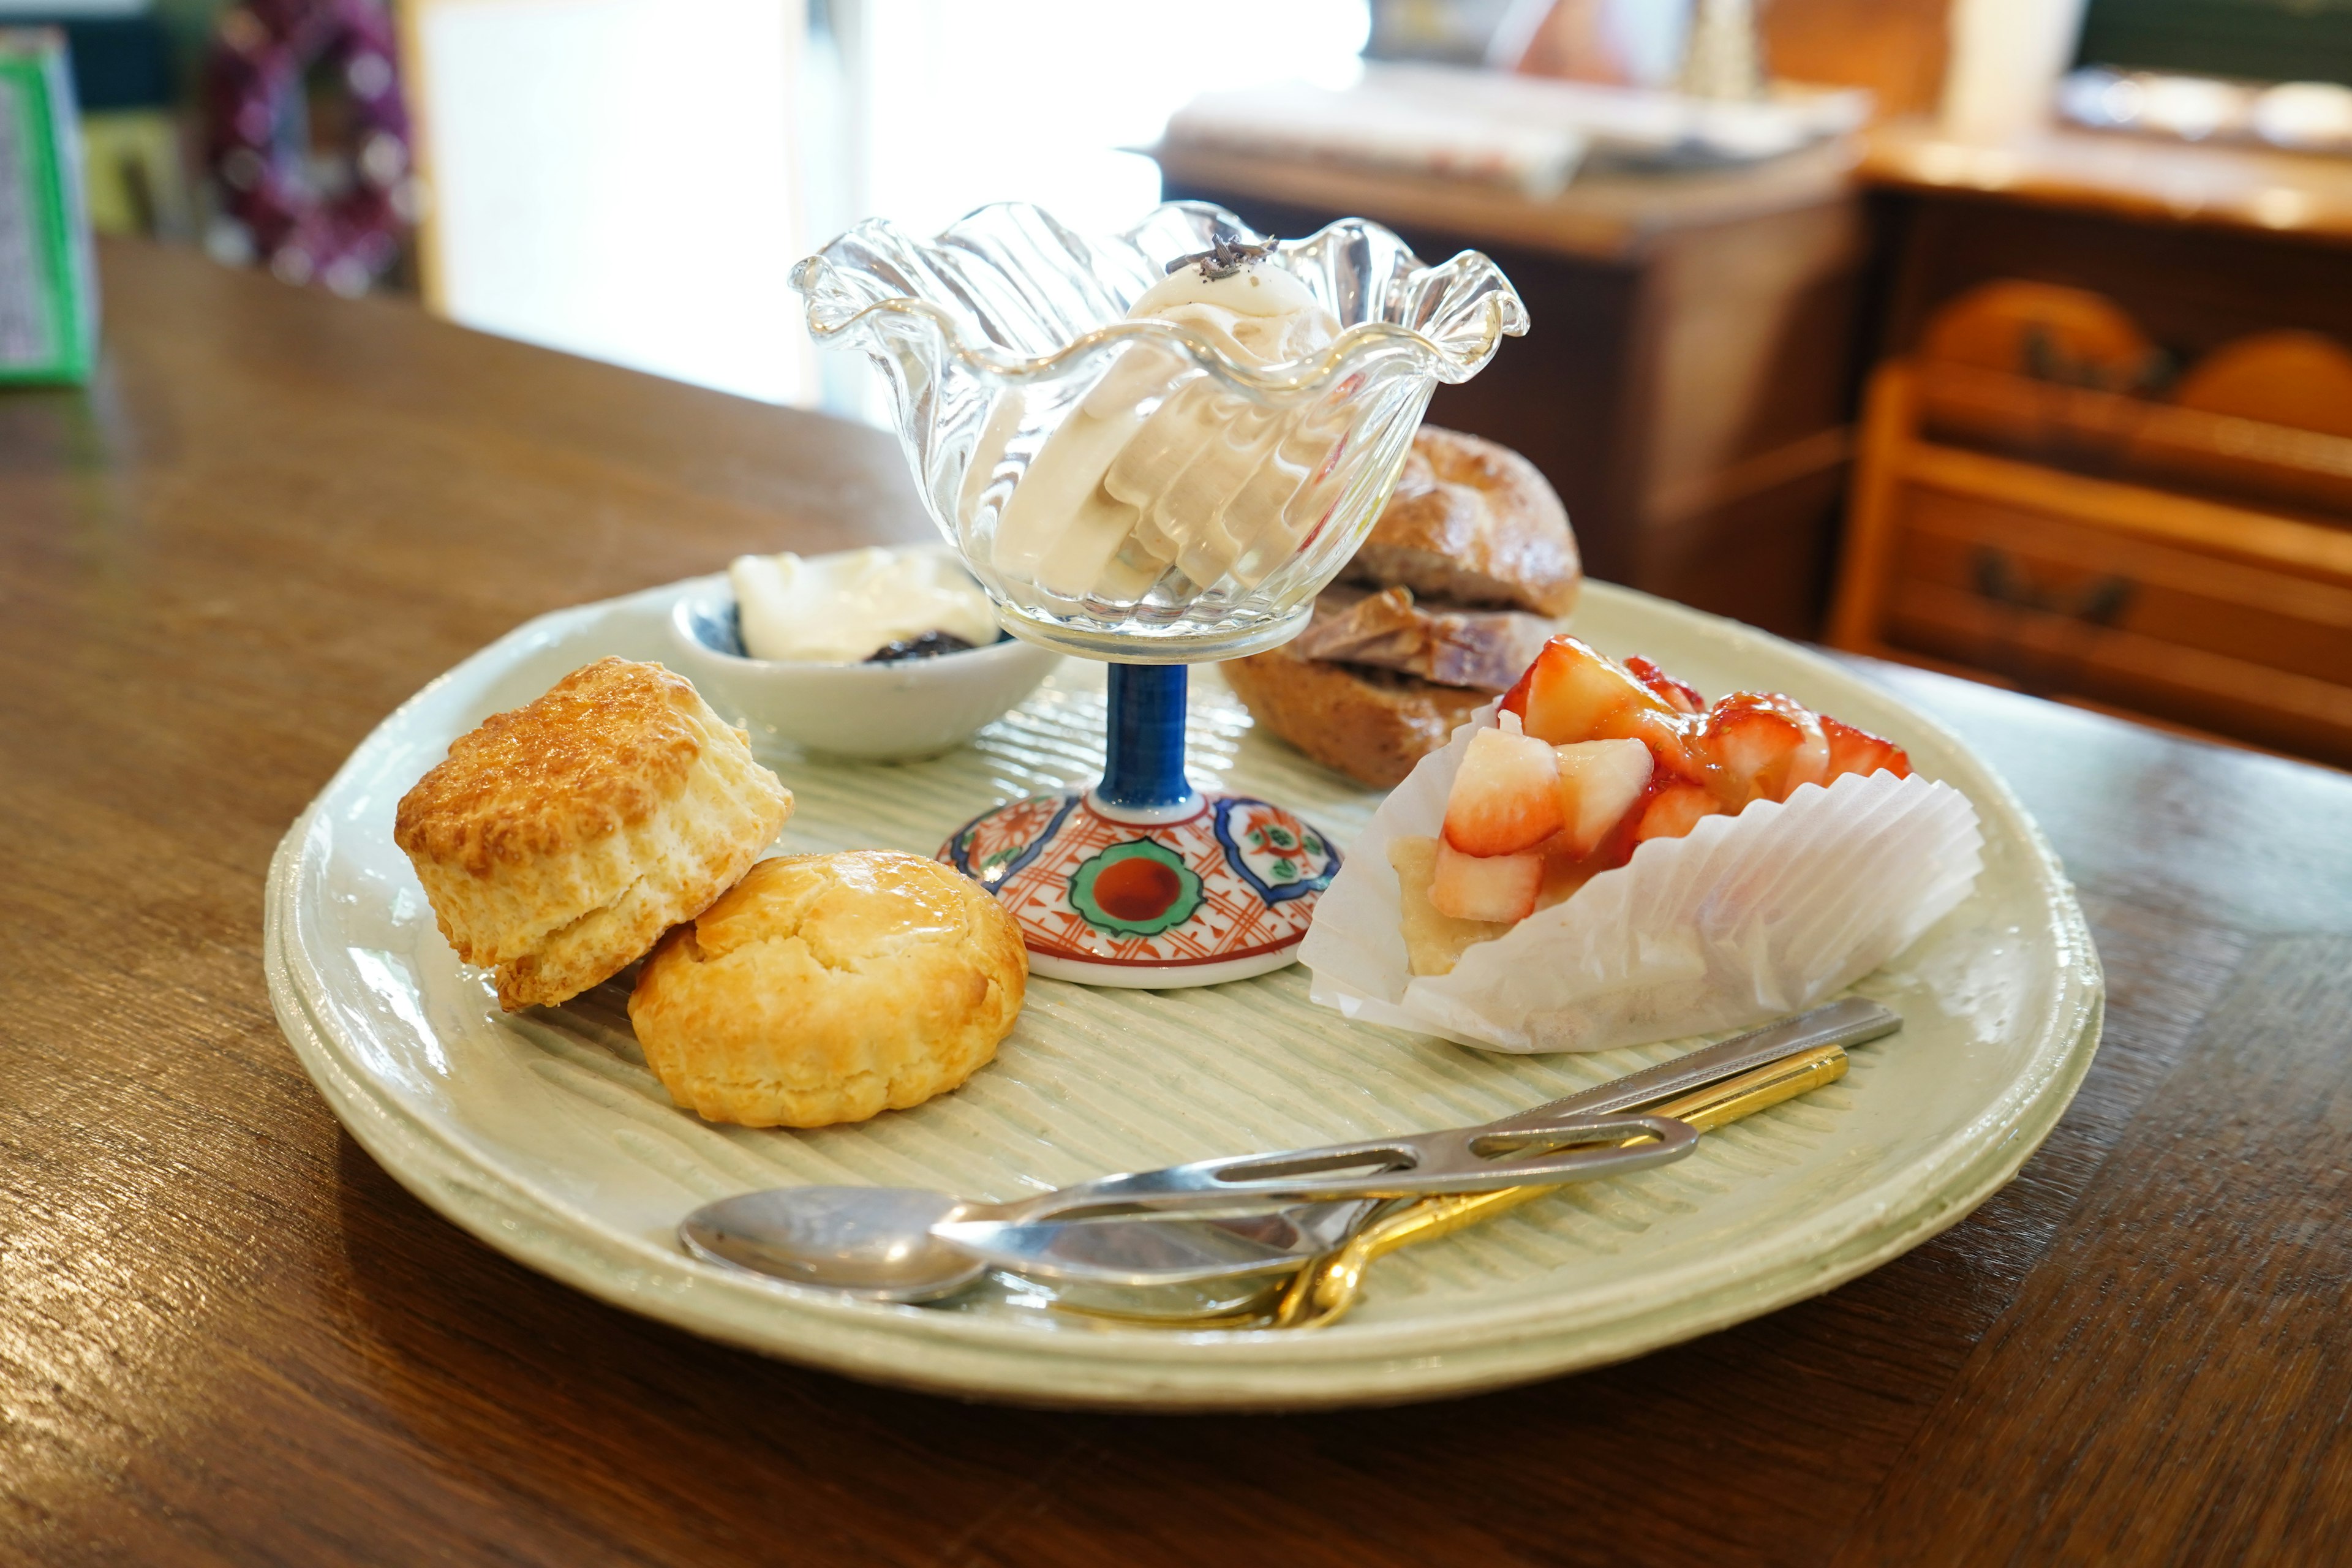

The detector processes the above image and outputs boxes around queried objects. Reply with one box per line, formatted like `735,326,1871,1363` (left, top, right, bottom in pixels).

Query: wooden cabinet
1836,361,2352,763
1834,126,2352,767
1155,139,1868,639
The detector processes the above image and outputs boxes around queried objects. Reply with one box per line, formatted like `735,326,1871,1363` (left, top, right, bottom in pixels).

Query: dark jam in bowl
864,630,977,663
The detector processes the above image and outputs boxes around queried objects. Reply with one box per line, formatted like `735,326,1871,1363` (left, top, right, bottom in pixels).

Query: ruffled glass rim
790,200,1531,394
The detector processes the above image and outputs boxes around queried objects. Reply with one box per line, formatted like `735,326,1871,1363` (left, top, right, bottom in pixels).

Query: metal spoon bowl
682,1186,981,1301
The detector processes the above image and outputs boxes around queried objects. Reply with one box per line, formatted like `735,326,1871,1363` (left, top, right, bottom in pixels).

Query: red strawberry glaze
1624,655,1705,715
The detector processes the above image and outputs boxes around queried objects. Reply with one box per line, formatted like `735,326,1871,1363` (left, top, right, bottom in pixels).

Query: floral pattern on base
943,790,1340,970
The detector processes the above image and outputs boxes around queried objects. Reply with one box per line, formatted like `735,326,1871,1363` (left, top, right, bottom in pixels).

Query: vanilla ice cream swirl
980,252,1351,607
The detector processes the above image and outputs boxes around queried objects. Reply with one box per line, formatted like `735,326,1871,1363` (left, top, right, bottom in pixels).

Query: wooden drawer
1832,364,2352,766
1893,489,2352,686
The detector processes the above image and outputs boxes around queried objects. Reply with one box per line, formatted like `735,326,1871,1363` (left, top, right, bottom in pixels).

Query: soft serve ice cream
983,240,1351,606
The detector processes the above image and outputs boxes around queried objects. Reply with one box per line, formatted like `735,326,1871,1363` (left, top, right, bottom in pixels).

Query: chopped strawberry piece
1550,739,1653,858
1624,655,1706,715
1500,635,1703,780
1822,715,1912,780
1698,692,1830,806
1634,780,1725,843
1501,635,1667,744
1431,839,1543,922
1441,726,1564,858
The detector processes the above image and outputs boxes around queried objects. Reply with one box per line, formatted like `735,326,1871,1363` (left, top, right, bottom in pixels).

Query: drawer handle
1972,548,2135,627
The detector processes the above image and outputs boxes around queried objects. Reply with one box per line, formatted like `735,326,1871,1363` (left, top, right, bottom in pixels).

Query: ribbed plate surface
264,578,2101,1409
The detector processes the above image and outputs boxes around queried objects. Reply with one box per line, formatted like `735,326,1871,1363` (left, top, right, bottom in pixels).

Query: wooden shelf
1861,120,2352,247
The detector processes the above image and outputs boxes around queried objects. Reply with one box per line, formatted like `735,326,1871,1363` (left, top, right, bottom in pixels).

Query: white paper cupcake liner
1299,704,1985,1053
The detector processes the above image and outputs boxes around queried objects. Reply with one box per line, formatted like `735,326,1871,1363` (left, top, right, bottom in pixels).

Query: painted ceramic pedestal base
941,787,1341,988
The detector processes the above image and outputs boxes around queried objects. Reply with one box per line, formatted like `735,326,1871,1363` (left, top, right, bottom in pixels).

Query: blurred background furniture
1842,127,2352,763
16,0,2352,761
1156,134,1866,640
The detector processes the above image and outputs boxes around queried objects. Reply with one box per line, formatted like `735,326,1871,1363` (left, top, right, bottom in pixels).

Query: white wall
801,0,1366,420
850,0,1368,239
410,0,1369,411
412,0,813,404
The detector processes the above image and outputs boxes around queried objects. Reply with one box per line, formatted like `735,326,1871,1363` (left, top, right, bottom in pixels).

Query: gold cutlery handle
1269,1041,1851,1330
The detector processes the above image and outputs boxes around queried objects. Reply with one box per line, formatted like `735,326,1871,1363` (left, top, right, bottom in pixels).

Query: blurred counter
1861,119,2352,245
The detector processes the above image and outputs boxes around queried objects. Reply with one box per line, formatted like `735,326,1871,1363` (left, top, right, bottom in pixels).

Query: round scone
628,851,1027,1128
394,657,793,1011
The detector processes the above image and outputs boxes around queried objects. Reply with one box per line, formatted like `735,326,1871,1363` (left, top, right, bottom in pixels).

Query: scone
628,851,1027,1128
394,657,793,1011
1224,425,1580,787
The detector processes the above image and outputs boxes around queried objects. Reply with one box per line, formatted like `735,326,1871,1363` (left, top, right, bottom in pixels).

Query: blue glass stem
1099,663,1194,810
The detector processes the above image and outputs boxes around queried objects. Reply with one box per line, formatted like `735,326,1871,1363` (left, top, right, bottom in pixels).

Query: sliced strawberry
1431,839,1542,922
1551,739,1654,858
1502,635,1703,779
1501,635,1665,744
1822,715,1913,781
1698,692,1830,806
1624,655,1706,715
1441,725,1563,858
1634,780,1725,843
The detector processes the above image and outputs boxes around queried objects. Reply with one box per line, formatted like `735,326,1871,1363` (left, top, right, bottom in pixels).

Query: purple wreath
203,0,415,293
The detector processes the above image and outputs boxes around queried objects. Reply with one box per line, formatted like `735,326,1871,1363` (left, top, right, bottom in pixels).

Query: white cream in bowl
729,544,1000,663
666,555,1063,763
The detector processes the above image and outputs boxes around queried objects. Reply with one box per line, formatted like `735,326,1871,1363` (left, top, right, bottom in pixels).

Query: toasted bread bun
1224,638,1488,788
629,851,1026,1128
1228,426,1573,786
1291,584,1556,691
1343,426,1578,618
394,657,793,1011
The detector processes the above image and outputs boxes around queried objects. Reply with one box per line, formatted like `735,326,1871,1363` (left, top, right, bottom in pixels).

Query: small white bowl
666,581,1063,761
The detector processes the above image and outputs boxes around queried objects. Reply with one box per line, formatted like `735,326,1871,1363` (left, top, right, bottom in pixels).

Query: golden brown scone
394,657,793,1011
1224,639,1488,788
628,852,1026,1128
1343,426,1579,617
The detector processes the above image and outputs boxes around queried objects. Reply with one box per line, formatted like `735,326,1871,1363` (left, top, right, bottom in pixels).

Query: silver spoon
940,996,1902,1290
679,998,1899,1302
681,1107,1697,1302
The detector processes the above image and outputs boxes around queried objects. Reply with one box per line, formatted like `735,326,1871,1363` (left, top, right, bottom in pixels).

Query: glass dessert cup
794,202,1526,986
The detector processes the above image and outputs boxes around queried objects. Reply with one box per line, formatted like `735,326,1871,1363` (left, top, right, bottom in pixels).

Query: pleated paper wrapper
1299,707,1986,1054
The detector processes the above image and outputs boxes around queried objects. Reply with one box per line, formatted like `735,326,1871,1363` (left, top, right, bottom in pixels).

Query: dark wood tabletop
6,240,2350,1568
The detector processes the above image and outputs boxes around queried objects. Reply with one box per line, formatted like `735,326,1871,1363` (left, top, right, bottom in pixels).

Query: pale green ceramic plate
264,578,2101,1410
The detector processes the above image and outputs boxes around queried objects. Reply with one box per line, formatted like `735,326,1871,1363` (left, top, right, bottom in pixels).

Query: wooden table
6,241,2350,1566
